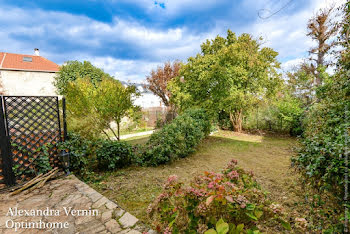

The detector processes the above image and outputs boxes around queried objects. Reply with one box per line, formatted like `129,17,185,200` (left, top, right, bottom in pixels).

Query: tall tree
145,61,181,107
65,77,139,140
306,6,340,85
171,30,281,132
54,60,113,95
292,5,349,230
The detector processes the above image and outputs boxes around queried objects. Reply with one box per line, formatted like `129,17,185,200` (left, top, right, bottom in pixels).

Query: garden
45,3,349,233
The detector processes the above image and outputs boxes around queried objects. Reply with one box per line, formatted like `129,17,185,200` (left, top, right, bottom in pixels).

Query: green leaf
217,222,229,234
280,219,291,230
209,216,217,225
245,212,258,221
246,204,255,211
236,223,244,232
204,229,217,234
254,210,263,219
216,218,225,228
168,212,178,227
229,223,236,230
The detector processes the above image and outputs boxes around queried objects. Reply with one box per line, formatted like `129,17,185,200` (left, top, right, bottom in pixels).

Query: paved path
0,175,154,234
119,130,154,140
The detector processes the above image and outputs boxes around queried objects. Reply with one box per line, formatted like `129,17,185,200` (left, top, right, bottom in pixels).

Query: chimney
34,48,40,56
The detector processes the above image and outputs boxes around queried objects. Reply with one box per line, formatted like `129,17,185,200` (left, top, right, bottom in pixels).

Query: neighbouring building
121,81,164,109
121,81,167,127
0,49,59,96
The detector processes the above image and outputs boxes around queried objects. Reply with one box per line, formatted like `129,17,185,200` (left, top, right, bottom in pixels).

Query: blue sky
0,0,344,82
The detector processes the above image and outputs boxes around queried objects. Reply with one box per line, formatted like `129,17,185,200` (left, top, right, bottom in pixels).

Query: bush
218,111,233,131
58,132,95,173
243,96,303,135
96,140,135,170
292,101,349,200
148,159,290,233
155,117,165,129
291,51,349,231
141,109,211,166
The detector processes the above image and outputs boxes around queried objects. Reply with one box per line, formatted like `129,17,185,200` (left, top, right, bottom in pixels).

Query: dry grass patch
89,130,305,226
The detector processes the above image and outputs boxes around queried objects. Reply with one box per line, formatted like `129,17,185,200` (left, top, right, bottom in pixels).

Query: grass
120,127,153,135
121,134,151,145
107,127,154,138
89,130,309,227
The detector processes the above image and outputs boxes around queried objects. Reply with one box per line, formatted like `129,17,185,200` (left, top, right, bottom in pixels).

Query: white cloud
281,58,304,71
235,0,345,70
0,0,345,82
0,5,214,81
87,56,162,82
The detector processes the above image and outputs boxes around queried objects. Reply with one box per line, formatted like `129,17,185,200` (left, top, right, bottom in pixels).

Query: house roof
0,52,59,72
121,81,153,94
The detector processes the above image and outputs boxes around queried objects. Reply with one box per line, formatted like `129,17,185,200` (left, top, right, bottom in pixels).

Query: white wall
134,92,164,108
0,70,57,96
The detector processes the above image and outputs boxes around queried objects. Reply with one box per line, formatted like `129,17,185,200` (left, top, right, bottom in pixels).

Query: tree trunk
108,125,119,141
102,130,111,140
229,109,243,132
315,51,325,86
117,121,120,141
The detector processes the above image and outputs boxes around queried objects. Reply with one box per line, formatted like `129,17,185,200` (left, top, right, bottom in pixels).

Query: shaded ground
90,130,305,225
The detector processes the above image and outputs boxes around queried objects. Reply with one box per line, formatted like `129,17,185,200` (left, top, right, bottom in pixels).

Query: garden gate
0,96,66,187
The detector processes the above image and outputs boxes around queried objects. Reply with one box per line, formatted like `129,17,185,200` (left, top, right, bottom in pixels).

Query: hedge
96,140,135,170
141,108,211,166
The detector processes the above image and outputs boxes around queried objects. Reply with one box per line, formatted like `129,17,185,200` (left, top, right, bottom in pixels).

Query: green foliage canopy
65,77,139,140
141,109,211,166
54,60,113,95
170,30,282,131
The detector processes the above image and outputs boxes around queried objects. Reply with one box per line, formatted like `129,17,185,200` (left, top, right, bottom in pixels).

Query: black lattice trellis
0,96,63,186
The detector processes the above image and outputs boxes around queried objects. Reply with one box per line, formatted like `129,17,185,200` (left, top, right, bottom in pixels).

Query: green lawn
89,130,307,230
106,127,154,138
121,135,151,145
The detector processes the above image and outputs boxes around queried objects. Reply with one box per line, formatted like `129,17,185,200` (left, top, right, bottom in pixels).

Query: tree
285,6,340,105
145,61,181,107
291,3,349,230
94,79,139,140
65,77,139,140
286,64,314,105
54,60,113,95
306,5,340,86
171,30,281,132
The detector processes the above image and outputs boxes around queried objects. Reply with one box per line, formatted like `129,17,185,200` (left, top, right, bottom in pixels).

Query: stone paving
0,175,155,234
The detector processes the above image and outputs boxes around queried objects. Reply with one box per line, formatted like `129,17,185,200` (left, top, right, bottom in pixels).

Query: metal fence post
0,96,15,186
56,97,62,142
62,97,68,141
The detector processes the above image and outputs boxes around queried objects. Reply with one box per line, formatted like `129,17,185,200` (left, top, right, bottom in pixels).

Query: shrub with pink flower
163,174,178,189
147,159,291,233
227,170,239,180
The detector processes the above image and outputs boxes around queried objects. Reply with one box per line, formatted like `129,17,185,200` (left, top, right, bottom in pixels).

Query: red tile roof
0,52,59,72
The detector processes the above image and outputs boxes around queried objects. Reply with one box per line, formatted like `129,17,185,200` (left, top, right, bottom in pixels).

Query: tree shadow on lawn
89,131,304,225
